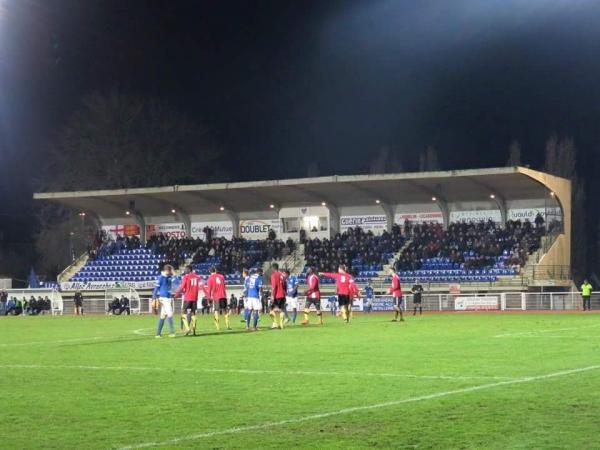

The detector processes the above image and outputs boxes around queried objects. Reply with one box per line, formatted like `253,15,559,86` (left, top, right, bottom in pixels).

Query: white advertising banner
191,221,234,240
454,296,499,311
146,223,187,239
450,210,502,223
340,215,387,233
395,212,444,225
508,207,561,221
61,280,156,291
239,219,281,239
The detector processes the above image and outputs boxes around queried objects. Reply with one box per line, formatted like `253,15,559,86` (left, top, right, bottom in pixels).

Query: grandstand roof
34,167,561,216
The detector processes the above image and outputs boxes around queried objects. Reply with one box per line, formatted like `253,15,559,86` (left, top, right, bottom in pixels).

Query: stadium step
58,252,89,283
380,239,412,276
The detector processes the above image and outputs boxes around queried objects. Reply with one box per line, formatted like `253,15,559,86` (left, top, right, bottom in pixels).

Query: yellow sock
349,307,353,320
341,307,347,320
191,315,197,332
304,310,309,322
279,312,284,329
270,311,276,324
317,314,323,325
214,312,220,331
181,314,190,331
225,313,230,329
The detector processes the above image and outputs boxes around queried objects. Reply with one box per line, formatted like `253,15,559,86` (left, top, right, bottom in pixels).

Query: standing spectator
73,291,84,315
534,213,545,229
411,281,424,316
581,279,593,311
0,291,7,315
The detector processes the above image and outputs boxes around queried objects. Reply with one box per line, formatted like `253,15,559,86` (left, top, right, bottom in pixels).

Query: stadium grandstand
31,166,575,313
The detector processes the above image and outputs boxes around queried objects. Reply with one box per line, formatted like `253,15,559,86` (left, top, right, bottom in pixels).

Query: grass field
1,311,599,449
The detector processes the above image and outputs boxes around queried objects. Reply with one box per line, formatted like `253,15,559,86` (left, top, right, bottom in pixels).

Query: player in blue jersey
244,268,263,331
284,269,299,324
241,268,250,324
153,264,175,338
364,279,374,314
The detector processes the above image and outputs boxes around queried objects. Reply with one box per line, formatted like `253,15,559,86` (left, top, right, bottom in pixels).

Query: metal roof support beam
380,202,395,232
225,210,240,238
492,197,507,227
327,203,340,235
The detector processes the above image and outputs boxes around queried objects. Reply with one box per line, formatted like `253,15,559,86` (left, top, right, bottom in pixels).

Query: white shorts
159,297,173,317
286,296,299,309
247,297,261,311
243,297,250,309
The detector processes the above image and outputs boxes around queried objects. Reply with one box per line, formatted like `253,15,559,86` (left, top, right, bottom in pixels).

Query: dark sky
2,0,600,245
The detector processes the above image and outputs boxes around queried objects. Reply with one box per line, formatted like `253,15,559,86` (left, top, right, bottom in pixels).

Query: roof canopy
34,167,561,217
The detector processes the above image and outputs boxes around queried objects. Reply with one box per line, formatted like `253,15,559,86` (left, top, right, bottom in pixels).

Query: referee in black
411,281,424,316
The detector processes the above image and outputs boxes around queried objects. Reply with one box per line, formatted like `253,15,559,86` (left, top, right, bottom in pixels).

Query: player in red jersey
321,264,352,323
270,263,287,329
302,266,323,325
174,265,207,335
207,266,229,331
388,267,404,322
348,275,360,321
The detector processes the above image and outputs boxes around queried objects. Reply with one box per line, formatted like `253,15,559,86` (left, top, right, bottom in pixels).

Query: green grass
1,311,599,449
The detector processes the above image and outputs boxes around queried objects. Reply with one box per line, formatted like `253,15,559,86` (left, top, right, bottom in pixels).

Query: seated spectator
119,295,131,315
107,297,121,315
4,297,16,315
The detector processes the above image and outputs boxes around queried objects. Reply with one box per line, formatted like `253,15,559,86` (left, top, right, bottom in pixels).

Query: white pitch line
117,364,600,450
0,336,121,347
494,323,600,338
0,363,516,380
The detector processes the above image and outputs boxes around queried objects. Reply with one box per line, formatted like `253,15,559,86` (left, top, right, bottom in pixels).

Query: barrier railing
4,289,596,315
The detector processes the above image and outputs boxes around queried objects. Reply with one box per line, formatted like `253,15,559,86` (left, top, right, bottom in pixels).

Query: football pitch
1,312,599,449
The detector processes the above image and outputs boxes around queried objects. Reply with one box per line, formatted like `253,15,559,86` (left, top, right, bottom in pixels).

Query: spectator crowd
396,219,543,272
1,291,52,316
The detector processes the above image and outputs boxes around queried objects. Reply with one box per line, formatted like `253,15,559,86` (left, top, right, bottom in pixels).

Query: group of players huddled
152,262,421,338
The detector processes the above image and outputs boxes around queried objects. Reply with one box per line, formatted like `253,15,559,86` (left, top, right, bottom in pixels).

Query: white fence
3,289,595,315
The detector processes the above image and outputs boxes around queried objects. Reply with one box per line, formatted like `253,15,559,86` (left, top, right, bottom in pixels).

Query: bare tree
39,90,222,191
34,90,224,274
506,140,522,166
306,162,320,177
368,146,404,174
418,146,441,171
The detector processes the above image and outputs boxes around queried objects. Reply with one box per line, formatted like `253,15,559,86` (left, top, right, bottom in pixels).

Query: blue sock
253,312,259,328
156,318,165,336
292,309,297,323
245,309,251,328
284,307,289,319
244,308,249,322
167,317,174,334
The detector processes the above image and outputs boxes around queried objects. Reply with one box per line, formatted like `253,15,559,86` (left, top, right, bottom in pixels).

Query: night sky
1,1,600,268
